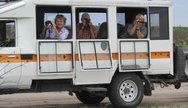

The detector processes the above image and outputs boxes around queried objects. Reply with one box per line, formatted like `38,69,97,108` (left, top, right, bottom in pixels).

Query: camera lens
47,23,51,28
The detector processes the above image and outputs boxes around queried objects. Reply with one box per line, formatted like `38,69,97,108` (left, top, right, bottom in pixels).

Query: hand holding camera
45,20,52,29
45,20,56,29
82,18,91,28
85,18,91,27
136,20,143,30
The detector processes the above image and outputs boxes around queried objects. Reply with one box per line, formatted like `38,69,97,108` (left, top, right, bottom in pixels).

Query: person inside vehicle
42,14,69,40
119,14,147,39
76,13,97,39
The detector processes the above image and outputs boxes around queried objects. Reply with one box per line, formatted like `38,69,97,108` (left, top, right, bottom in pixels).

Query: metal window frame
78,40,112,70
0,19,17,48
149,7,169,40
119,40,150,70
38,41,74,73
36,5,73,39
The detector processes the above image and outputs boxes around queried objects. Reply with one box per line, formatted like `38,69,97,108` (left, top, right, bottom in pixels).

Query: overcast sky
43,0,187,27
172,0,188,27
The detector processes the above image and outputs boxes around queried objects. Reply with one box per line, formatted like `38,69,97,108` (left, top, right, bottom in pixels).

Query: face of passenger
55,18,64,29
137,17,145,26
82,14,90,24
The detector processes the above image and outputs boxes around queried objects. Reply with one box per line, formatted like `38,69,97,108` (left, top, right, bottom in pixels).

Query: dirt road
1,84,188,108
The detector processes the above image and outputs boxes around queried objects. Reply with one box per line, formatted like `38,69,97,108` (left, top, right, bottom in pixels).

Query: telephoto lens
84,18,90,27
45,21,52,28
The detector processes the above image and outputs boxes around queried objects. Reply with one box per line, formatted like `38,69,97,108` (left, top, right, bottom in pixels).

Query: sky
43,0,187,27
172,0,188,27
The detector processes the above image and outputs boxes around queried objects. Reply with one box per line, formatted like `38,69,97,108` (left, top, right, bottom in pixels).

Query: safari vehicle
0,0,186,107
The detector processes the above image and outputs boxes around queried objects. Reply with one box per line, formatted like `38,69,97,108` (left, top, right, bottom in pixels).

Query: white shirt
45,27,69,40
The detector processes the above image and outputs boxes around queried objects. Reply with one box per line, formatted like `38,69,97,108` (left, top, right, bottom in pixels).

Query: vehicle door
149,7,172,74
75,7,113,84
117,7,150,72
0,19,21,87
36,6,74,75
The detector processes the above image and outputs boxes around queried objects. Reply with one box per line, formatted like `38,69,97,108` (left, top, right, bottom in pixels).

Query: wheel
174,46,186,78
75,91,105,104
174,81,181,89
185,53,188,76
108,73,144,108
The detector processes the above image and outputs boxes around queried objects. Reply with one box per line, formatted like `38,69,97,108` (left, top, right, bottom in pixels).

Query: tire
108,73,144,108
185,53,188,60
174,46,186,78
75,91,105,104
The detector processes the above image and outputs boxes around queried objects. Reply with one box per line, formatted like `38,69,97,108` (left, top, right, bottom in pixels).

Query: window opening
117,7,148,39
76,8,108,39
0,20,15,47
150,7,169,40
36,6,72,39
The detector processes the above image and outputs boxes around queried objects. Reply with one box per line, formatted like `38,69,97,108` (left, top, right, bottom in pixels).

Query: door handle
7,55,17,58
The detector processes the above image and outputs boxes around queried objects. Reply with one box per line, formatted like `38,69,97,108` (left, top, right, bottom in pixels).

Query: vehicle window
117,13,126,26
76,8,108,39
0,20,15,47
150,7,169,40
36,6,72,39
117,7,148,39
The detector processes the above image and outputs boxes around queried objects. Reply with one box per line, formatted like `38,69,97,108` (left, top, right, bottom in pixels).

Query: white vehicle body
0,0,177,107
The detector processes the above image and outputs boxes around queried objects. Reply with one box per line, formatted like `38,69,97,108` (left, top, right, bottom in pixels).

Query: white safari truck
0,0,186,107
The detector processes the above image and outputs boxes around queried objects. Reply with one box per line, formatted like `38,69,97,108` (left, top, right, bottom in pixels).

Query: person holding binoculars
76,13,97,39
42,14,69,40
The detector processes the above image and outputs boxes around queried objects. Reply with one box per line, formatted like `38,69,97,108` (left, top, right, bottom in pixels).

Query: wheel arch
110,68,145,84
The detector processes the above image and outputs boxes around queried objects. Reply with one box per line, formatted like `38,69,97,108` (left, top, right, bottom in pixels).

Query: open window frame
0,19,16,47
36,5,72,40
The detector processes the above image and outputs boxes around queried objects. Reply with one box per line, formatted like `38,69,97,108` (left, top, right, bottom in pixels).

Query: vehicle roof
33,0,172,7
0,0,172,16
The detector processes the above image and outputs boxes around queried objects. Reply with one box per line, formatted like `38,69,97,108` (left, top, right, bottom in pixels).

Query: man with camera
76,13,97,39
119,14,147,39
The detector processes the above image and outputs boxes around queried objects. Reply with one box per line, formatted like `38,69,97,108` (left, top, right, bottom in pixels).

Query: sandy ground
1,84,188,108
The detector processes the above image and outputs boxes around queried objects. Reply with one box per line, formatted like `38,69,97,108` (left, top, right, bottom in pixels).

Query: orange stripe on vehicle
151,52,170,59
80,53,111,61
0,52,170,63
0,54,20,63
40,54,73,62
0,54,37,63
121,52,149,60
112,53,118,60
75,54,79,61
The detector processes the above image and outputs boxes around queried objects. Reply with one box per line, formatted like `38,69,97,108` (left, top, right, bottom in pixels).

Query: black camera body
45,20,52,28
84,18,90,27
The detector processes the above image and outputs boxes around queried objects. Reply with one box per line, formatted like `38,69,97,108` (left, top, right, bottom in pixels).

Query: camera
45,20,52,28
84,18,90,27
